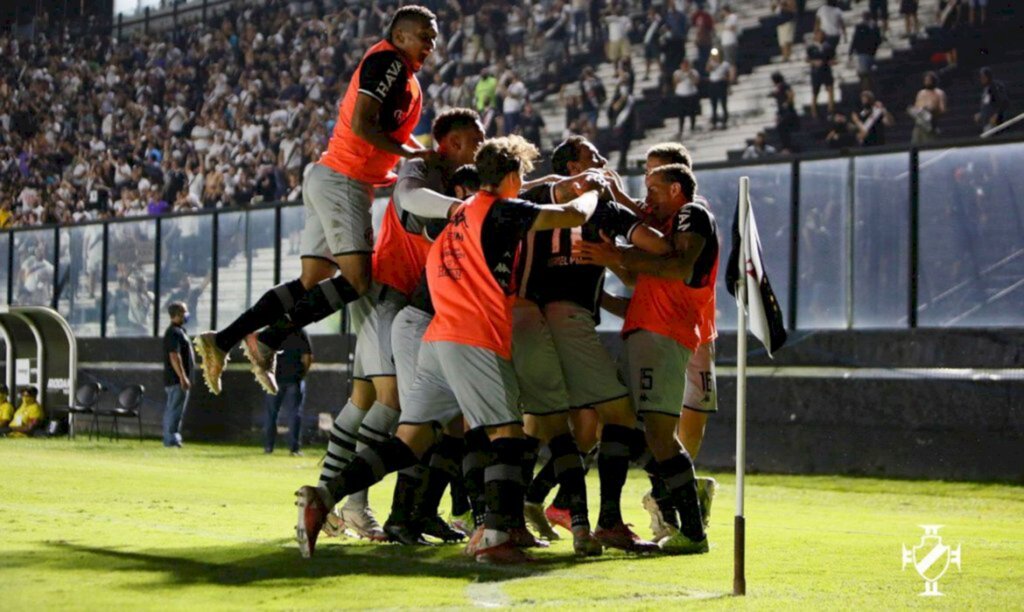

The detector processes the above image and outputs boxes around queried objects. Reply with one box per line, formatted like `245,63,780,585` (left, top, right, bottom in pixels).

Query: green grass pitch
1,439,1021,610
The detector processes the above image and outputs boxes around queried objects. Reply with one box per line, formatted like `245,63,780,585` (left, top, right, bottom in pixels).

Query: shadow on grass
35,539,646,588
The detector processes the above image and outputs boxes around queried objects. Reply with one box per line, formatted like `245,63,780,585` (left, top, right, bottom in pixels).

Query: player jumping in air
193,6,438,396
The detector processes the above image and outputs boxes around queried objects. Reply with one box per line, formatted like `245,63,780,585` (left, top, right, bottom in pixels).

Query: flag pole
734,176,749,597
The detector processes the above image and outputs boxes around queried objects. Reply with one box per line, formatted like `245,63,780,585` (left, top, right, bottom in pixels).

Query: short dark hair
551,136,589,175
646,142,692,168
474,136,539,187
432,107,481,142
649,163,698,202
21,386,38,397
0,384,8,395
387,5,436,40
450,164,481,192
167,301,187,319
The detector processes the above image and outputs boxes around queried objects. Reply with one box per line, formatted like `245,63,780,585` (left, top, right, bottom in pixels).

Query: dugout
0,306,78,432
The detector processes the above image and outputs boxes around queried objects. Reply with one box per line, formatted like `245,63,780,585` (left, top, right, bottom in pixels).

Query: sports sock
346,402,400,509
525,455,557,505
258,276,361,350
658,452,706,541
463,427,493,528
417,434,463,520
645,457,679,529
548,433,589,529
318,401,367,487
483,437,529,542
448,437,472,516
214,279,305,352
597,424,632,529
522,435,541,487
387,463,427,526
323,436,418,508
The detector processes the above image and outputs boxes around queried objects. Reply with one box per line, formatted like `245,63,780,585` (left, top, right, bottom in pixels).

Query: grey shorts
624,331,718,416
300,163,375,261
352,288,408,380
399,341,522,430
511,300,570,416
543,301,629,409
391,305,432,408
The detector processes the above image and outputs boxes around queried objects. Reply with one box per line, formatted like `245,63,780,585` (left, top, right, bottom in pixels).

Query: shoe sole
193,334,225,395
241,338,279,395
641,492,671,541
295,489,313,559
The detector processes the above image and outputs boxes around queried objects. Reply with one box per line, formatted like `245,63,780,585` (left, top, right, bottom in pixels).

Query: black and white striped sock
345,401,400,509
318,400,367,488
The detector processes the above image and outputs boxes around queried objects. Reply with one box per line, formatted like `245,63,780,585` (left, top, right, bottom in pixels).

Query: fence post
202,0,208,24
144,6,150,35
100,223,109,338
52,226,59,311
172,0,178,38
117,12,123,40
274,205,282,286
5,233,12,305
788,160,800,331
153,218,162,337
908,148,919,328
211,211,219,330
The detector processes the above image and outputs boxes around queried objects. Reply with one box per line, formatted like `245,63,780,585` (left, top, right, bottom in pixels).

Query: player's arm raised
531,190,601,230
394,163,463,219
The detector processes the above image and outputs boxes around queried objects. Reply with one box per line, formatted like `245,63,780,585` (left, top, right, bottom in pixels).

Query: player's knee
373,377,400,410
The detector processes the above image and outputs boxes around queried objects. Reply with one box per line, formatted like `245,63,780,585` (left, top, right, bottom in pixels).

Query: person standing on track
193,6,438,397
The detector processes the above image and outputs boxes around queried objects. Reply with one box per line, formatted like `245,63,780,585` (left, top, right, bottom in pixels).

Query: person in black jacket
975,67,1009,134
849,12,883,91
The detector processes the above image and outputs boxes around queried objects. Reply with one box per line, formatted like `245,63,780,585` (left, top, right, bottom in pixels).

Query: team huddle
192,5,719,564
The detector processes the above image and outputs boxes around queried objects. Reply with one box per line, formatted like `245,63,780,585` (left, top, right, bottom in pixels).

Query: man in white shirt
502,73,528,135
719,4,739,81
816,0,847,49
605,8,632,62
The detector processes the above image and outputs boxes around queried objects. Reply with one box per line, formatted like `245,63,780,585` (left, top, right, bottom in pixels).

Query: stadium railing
4,135,1022,338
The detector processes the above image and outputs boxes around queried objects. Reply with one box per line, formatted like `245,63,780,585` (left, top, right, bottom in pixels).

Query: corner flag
725,184,788,357
728,177,788,597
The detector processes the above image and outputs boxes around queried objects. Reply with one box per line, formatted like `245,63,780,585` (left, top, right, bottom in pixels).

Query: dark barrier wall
78,329,1024,483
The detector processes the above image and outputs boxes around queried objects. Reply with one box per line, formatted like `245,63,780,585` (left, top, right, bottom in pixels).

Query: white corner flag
727,177,787,597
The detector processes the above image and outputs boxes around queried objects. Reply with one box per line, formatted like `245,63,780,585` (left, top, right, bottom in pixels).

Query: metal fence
4,137,1022,338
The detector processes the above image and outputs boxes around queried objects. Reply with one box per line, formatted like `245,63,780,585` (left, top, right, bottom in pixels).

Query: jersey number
551,227,583,261
640,367,654,391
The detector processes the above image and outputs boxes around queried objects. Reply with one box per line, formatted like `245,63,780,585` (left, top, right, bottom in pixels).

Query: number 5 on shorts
640,367,654,390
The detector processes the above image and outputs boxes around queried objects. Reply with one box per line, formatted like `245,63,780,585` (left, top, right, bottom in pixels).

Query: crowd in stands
0,0,1016,229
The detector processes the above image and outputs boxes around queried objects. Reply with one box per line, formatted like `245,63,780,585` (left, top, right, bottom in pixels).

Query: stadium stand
1,0,1021,229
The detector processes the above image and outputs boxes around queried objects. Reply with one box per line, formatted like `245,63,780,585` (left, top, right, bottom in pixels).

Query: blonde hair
474,135,540,186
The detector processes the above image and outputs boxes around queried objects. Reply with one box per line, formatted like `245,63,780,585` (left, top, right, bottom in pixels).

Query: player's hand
573,238,623,267
572,171,608,195
180,378,191,392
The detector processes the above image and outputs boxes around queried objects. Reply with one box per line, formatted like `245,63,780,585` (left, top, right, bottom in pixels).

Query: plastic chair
65,382,103,440
100,385,145,442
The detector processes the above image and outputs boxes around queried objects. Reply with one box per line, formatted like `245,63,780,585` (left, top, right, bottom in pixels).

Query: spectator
852,90,895,146
719,4,740,82
742,131,778,159
264,327,312,456
868,0,889,35
642,6,664,80
0,385,14,429
519,102,547,149
975,67,1009,134
162,301,192,449
572,0,591,47
807,29,837,120
604,7,632,64
900,0,919,37
770,71,800,152
849,12,883,91
707,49,731,130
609,71,637,172
691,2,716,75
579,65,606,129
772,0,798,62
824,112,856,149
673,58,702,139
815,0,847,50
969,0,987,27
909,71,947,145
501,72,528,136
0,387,44,437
